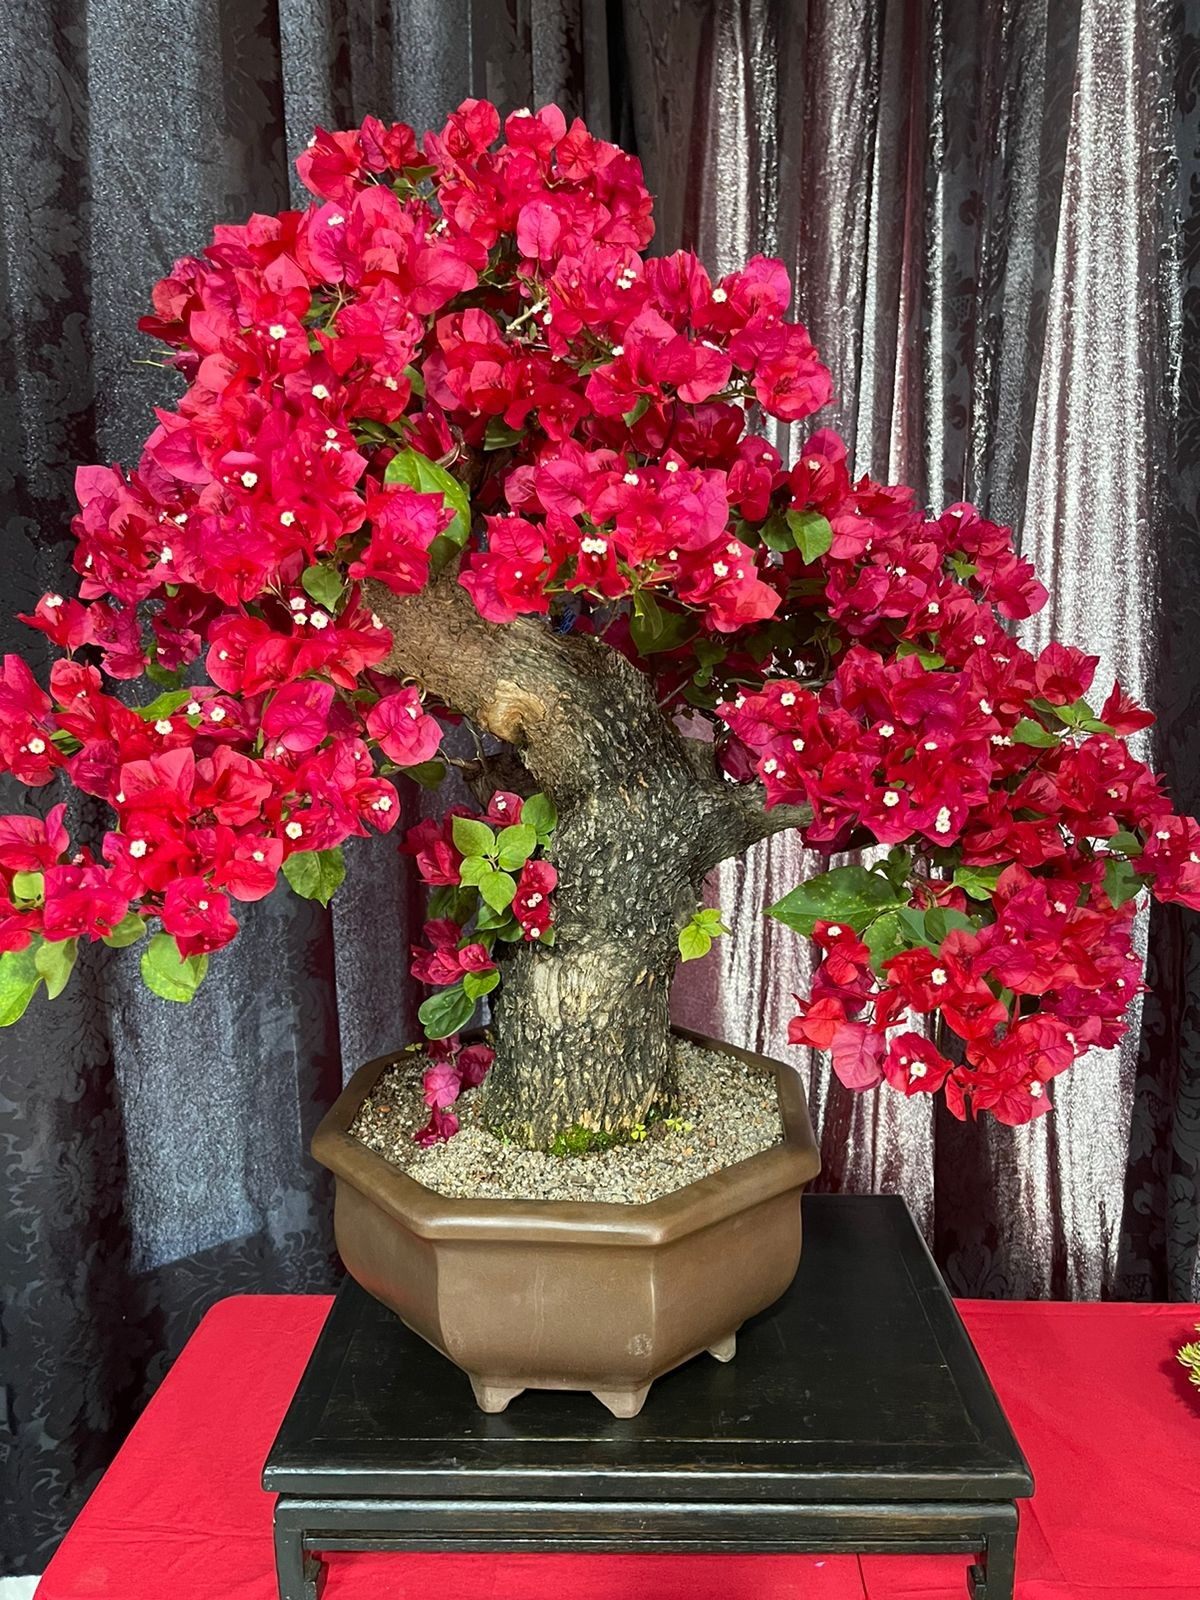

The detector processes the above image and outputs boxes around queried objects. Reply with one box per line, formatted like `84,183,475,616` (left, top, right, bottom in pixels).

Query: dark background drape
2,0,1198,1572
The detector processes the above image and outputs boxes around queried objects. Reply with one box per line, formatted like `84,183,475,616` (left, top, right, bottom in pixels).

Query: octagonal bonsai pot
311,1025,820,1417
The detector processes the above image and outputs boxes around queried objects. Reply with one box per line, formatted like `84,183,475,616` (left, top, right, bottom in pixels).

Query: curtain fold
1,0,1197,1570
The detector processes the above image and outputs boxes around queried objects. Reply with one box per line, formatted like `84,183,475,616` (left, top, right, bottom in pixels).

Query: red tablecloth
35,1294,1200,1600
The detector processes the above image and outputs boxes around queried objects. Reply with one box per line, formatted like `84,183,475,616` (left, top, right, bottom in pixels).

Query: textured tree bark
369,570,808,1147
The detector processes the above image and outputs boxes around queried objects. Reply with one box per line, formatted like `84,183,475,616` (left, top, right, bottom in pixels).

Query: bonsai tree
2,99,1198,1151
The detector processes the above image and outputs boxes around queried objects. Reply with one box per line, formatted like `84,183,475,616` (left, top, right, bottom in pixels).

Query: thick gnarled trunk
369,569,808,1148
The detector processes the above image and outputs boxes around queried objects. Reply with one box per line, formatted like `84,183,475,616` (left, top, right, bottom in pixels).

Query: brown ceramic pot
311,1026,820,1417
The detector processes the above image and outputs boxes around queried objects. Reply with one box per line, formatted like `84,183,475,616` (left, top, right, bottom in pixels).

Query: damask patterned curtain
1,0,1196,1571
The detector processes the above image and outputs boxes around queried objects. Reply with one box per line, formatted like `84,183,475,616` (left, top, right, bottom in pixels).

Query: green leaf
478,869,517,912
463,967,500,1001
10,870,44,906
521,793,557,838
899,906,977,949
451,816,496,859
474,899,516,932
759,512,794,552
496,823,537,872
1104,857,1144,909
691,638,727,687
952,864,1004,901
622,393,651,427
1109,830,1142,857
131,688,194,721
35,936,77,1000
403,759,446,790
417,982,476,1040
894,641,946,668
496,919,528,942
145,660,185,690
1011,717,1060,748
140,934,209,1003
484,417,526,450
1054,697,1097,729
785,509,834,564
881,846,913,891
629,590,697,655
0,944,42,1025
282,847,346,907
863,909,910,973
767,865,910,937
692,907,731,935
301,564,345,614
924,907,977,945
678,903,730,961
384,447,471,571
948,553,978,582
457,855,490,887
426,885,479,924
101,911,148,948
678,924,713,961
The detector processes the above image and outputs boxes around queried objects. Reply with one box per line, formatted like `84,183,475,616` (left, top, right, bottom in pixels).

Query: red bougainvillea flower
513,860,557,940
365,685,442,766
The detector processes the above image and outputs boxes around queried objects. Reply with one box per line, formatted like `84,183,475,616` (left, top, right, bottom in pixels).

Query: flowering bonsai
2,99,1198,1152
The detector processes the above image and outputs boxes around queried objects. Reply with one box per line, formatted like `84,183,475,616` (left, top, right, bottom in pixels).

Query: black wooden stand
264,1195,1032,1600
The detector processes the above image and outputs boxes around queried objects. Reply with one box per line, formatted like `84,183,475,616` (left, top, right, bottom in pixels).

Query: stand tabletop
264,1194,1033,1504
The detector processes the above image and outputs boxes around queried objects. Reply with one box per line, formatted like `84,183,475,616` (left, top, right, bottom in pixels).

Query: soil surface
349,1037,784,1204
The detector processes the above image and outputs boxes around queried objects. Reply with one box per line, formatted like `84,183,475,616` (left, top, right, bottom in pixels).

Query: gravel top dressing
350,1037,784,1204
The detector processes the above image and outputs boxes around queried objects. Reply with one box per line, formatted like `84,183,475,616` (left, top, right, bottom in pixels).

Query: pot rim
312,1025,821,1247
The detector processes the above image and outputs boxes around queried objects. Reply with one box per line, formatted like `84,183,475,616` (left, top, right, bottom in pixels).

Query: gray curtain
0,0,1197,1571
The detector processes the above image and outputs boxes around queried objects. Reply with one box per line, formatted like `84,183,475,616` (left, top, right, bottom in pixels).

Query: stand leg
967,1526,1016,1600
274,1515,326,1600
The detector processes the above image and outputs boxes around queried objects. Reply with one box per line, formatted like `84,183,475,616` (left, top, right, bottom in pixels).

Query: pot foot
593,1384,651,1418
708,1331,737,1363
469,1377,524,1413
